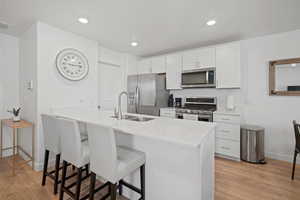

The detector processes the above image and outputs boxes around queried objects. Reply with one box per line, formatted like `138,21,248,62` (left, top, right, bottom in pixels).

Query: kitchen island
51,107,216,200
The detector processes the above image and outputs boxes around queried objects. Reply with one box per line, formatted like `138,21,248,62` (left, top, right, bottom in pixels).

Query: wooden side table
0,119,35,175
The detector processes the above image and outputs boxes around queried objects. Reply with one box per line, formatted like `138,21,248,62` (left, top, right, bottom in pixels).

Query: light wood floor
1,156,300,200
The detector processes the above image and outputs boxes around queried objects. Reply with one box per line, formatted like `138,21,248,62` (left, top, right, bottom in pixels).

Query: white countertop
51,108,216,148
214,110,240,116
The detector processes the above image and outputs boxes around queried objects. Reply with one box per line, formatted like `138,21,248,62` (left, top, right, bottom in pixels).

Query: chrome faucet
117,91,128,120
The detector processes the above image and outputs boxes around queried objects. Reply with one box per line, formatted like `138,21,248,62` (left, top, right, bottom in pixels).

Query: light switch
27,80,33,90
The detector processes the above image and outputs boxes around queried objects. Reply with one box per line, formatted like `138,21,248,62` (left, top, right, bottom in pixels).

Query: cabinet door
166,54,182,90
197,47,215,68
182,50,198,71
127,55,138,75
216,42,241,88
151,56,166,73
138,59,152,74
182,47,215,70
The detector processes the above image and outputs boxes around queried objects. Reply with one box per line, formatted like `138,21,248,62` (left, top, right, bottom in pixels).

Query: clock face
56,49,89,81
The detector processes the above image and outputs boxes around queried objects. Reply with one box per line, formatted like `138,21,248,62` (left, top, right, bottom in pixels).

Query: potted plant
8,107,21,122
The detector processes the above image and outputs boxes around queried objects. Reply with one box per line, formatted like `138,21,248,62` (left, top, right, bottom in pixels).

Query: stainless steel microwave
181,68,216,88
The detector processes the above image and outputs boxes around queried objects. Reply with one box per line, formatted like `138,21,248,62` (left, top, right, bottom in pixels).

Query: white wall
241,30,300,162
0,33,19,156
35,22,98,168
19,23,38,164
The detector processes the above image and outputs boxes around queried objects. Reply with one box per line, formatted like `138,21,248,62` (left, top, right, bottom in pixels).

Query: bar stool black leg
292,151,298,180
89,172,96,200
110,183,117,200
74,167,83,200
54,153,61,194
140,164,145,200
41,149,49,186
119,180,123,195
85,163,89,176
59,160,68,200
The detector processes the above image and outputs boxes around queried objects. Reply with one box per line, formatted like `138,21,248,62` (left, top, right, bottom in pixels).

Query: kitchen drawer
216,138,240,158
216,123,240,141
213,113,240,124
160,109,176,118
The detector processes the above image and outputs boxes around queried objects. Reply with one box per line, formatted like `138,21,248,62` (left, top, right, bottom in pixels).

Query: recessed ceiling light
206,20,216,26
78,18,89,24
291,63,297,67
131,41,139,47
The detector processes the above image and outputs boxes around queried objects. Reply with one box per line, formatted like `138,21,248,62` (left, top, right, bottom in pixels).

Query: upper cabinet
137,56,166,74
182,47,216,71
138,58,152,74
166,54,182,90
131,41,241,90
216,42,241,89
151,56,166,73
127,55,138,75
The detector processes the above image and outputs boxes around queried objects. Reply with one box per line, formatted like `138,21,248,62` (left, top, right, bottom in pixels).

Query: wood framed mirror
269,58,300,96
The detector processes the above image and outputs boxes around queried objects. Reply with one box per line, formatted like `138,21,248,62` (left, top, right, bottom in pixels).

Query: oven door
182,114,199,121
181,68,216,88
198,114,213,122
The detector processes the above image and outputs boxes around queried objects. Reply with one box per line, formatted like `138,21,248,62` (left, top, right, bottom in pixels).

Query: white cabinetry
160,108,176,118
166,54,182,90
182,47,215,71
138,58,152,74
213,112,240,160
216,42,241,88
138,56,166,74
127,55,138,75
151,56,166,73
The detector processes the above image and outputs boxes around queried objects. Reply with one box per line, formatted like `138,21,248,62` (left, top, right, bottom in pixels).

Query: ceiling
1,0,300,56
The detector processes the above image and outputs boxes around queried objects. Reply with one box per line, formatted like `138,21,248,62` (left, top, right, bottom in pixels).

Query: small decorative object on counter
7,107,21,122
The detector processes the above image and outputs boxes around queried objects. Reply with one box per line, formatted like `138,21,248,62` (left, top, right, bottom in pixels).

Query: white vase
13,115,20,122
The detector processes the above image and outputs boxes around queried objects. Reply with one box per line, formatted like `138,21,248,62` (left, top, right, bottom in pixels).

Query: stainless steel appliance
241,125,266,164
175,97,217,122
127,74,169,116
181,68,216,88
175,97,182,107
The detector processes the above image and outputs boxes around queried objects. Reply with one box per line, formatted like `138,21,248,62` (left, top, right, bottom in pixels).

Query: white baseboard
18,150,56,171
266,152,300,164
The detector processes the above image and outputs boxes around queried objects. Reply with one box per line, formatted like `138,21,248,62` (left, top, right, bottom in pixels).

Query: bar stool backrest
87,123,117,182
57,117,84,167
293,120,300,151
41,114,61,154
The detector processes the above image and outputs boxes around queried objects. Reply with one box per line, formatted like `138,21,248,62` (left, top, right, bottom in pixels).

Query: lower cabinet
213,112,241,160
215,138,240,159
160,108,176,118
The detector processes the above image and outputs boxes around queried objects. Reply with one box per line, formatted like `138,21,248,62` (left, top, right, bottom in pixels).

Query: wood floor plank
1,156,300,199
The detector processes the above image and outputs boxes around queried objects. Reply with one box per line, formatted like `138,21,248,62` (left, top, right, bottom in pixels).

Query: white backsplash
170,88,242,112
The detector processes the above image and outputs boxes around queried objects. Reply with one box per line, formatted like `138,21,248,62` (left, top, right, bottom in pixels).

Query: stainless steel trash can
241,125,265,164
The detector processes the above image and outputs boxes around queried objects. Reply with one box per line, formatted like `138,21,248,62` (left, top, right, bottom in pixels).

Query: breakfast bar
51,107,216,200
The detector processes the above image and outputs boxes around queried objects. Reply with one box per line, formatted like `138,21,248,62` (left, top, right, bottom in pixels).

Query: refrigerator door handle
135,86,140,113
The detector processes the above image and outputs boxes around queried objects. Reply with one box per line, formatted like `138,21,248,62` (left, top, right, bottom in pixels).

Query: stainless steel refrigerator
127,74,169,116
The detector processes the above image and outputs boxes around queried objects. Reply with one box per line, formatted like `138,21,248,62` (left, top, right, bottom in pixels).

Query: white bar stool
41,114,89,195
41,114,63,194
87,123,146,200
57,117,90,200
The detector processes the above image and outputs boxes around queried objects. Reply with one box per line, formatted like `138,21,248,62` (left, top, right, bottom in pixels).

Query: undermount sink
111,114,155,122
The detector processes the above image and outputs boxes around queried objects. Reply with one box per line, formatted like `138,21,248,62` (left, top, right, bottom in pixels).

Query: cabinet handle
221,118,230,121
221,146,230,150
220,130,230,133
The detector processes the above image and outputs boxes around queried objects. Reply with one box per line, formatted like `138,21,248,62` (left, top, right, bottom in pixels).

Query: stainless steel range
175,97,217,122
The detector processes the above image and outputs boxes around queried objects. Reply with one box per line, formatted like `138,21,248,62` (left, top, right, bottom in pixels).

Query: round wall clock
56,48,89,81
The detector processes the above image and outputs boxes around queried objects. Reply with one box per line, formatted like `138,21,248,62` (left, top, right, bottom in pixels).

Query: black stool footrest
120,180,142,194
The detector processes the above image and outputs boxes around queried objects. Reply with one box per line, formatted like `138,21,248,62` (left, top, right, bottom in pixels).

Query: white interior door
98,62,125,110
